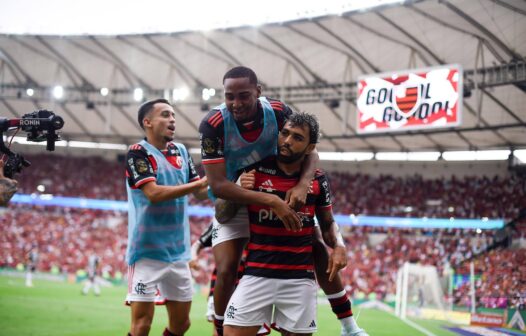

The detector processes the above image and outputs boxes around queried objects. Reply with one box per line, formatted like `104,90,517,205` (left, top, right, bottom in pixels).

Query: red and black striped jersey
198,98,292,165
243,157,333,280
125,141,200,189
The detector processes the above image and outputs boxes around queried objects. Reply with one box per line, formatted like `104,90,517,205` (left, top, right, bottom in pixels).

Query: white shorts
224,275,317,333
211,207,250,247
126,258,193,303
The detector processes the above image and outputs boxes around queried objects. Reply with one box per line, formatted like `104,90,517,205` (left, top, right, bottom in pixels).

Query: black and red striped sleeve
315,171,333,212
125,144,156,189
198,109,225,165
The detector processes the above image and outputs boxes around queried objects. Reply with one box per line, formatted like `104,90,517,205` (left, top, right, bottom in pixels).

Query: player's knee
172,318,190,335
132,318,152,335
215,259,239,280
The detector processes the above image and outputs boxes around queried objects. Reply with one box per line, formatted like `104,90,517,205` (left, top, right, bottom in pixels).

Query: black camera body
0,110,64,178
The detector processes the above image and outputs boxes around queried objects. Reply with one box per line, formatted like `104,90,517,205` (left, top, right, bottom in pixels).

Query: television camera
0,110,64,178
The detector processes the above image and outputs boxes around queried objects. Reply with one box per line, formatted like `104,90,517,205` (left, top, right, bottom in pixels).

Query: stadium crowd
3,153,525,309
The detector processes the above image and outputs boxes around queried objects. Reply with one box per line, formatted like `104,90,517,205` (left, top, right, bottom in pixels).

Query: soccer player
199,66,309,335
25,244,38,287
82,252,101,296
200,66,365,336
223,113,366,335
125,98,208,336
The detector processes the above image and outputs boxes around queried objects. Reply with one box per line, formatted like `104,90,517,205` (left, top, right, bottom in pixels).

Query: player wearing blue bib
125,99,208,336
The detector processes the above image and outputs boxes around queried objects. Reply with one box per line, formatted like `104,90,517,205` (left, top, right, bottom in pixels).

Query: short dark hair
287,112,320,144
137,98,171,129
223,66,258,85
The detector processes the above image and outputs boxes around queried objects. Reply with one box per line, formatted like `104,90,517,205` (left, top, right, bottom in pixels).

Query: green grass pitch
0,275,459,335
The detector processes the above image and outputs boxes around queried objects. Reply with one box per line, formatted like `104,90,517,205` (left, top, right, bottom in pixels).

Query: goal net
395,262,449,320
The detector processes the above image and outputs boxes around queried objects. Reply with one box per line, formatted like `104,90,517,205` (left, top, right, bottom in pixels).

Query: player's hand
198,176,208,188
0,160,18,207
239,170,256,190
327,246,347,281
270,196,302,232
189,259,200,271
285,181,309,211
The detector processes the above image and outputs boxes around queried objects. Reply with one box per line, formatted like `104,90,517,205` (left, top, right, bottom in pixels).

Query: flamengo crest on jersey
356,65,462,133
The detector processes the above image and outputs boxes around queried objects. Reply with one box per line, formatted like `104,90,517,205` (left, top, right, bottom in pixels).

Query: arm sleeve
315,172,333,211
198,222,214,248
125,147,156,189
199,110,225,165
187,154,201,182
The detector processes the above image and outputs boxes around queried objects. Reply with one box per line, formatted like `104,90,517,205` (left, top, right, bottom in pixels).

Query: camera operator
0,159,18,206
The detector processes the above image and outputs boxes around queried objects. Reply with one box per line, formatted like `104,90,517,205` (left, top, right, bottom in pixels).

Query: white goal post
395,262,449,320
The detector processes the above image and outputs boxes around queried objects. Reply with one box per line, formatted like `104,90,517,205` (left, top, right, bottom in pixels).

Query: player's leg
212,237,247,335
82,278,92,295
211,211,250,335
93,277,101,296
130,302,155,336
224,275,273,336
158,260,194,335
312,227,368,336
126,259,166,336
224,325,261,336
25,265,34,287
165,301,191,336
273,278,317,336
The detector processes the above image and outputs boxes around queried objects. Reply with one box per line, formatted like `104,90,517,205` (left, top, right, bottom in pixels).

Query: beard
277,145,306,164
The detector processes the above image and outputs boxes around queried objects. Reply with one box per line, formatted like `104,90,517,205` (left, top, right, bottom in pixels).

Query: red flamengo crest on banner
356,65,462,133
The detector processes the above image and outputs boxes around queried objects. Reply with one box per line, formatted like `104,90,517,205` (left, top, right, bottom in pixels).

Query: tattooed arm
0,160,18,207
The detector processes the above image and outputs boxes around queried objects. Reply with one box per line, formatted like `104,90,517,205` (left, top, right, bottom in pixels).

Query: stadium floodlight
375,152,407,161
52,85,64,99
406,152,440,161
202,88,216,101
133,88,143,102
100,87,109,96
319,151,374,161
26,88,34,97
514,149,526,164
172,87,190,102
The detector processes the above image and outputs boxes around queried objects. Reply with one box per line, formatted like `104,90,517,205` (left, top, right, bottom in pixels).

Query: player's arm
187,154,209,200
189,221,213,271
205,163,300,231
215,170,255,223
126,147,207,204
286,149,319,210
315,173,347,281
141,177,207,204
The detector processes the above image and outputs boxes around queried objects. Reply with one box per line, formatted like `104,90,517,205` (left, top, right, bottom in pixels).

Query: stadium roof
0,0,524,154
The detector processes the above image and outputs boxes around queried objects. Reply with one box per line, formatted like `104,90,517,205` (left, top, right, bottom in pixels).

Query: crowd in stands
4,153,526,309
